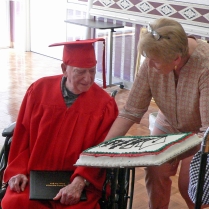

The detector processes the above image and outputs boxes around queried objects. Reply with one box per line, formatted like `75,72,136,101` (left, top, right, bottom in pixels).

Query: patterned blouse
120,40,209,135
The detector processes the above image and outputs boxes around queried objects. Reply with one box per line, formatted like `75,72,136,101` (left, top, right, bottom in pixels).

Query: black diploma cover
29,170,87,201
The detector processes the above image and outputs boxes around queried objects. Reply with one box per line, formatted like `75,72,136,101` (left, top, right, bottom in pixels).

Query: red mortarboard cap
49,38,106,88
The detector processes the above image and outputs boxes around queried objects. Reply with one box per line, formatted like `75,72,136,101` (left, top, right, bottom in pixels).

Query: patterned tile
99,0,115,7
117,0,134,10
204,13,209,21
179,7,201,20
157,4,177,16
136,1,154,13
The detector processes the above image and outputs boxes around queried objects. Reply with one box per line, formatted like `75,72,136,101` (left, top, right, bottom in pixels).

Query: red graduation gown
2,75,118,209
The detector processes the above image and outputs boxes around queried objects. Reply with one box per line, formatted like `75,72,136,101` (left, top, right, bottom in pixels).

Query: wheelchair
0,122,135,209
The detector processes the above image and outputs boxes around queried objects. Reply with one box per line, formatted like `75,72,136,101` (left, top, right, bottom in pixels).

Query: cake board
75,133,202,209
75,133,202,168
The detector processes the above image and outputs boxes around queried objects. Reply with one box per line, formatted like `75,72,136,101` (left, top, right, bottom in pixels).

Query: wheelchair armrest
0,136,13,173
0,122,15,184
0,183,7,199
2,122,16,137
111,90,118,98
0,188,6,200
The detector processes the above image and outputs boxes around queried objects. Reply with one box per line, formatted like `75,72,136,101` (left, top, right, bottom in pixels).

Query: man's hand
53,175,86,205
8,174,28,193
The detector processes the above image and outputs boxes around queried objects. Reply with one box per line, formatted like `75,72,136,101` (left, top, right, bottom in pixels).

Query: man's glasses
147,24,170,40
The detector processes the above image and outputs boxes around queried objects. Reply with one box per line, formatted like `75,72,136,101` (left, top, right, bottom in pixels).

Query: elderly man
2,38,118,209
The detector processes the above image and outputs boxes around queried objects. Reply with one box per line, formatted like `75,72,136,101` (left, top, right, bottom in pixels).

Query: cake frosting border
83,133,193,157
75,133,202,168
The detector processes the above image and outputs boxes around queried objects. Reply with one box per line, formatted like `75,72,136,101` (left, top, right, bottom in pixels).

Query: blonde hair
139,18,188,63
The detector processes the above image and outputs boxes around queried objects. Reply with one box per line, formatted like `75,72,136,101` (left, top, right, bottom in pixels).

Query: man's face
63,65,96,94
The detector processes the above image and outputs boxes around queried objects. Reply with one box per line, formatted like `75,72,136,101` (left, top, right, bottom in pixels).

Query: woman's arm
104,117,135,141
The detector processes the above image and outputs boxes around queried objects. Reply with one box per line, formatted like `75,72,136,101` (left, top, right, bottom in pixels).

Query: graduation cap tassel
102,40,106,89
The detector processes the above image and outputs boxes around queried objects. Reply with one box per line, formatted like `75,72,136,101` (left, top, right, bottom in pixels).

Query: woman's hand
53,175,86,205
8,174,28,193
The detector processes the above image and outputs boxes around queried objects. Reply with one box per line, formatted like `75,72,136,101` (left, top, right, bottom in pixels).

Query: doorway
0,0,10,48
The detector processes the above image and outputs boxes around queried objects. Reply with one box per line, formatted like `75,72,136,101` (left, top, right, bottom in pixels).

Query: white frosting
75,134,202,168
84,134,189,154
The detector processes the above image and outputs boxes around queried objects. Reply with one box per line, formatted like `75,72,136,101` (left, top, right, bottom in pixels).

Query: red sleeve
71,98,118,191
3,84,35,182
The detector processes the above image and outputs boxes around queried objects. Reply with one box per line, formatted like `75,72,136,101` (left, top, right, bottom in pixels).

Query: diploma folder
29,170,87,201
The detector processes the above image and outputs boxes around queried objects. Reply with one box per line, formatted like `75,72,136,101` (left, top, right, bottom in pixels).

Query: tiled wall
94,0,209,21
67,0,209,88
92,0,209,36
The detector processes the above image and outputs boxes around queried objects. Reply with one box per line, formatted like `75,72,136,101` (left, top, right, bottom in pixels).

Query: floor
0,48,188,208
